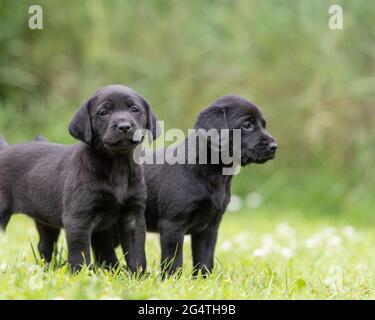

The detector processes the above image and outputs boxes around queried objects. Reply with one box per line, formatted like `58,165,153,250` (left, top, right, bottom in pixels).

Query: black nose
116,122,132,132
269,142,278,152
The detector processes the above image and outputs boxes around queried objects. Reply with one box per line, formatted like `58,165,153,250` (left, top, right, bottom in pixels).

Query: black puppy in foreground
0,85,158,272
142,95,277,276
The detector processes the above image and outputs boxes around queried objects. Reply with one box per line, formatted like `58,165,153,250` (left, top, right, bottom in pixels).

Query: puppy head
195,94,277,165
69,85,158,153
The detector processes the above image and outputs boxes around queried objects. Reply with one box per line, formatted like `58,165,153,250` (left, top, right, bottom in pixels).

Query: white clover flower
327,235,342,248
234,233,250,251
322,227,336,237
27,264,43,274
275,222,295,238
355,263,368,271
234,233,249,244
252,248,269,258
29,275,44,290
0,235,8,244
342,226,355,239
18,252,27,260
280,247,294,259
227,195,243,212
0,263,8,272
323,277,335,287
324,266,344,290
220,241,233,251
261,234,277,251
246,192,263,209
305,235,321,249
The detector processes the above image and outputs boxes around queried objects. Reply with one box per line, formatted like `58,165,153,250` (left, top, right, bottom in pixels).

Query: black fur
0,84,158,272
143,94,277,276
30,94,277,277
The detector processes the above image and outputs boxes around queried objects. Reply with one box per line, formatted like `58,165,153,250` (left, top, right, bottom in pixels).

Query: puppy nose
268,142,278,152
116,122,131,132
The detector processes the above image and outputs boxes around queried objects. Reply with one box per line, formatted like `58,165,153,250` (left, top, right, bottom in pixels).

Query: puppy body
145,159,231,276
0,85,157,271
0,142,138,229
144,95,277,276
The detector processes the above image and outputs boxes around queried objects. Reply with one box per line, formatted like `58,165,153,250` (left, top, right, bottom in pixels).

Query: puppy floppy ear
69,98,93,145
194,105,231,154
140,97,160,140
194,105,228,131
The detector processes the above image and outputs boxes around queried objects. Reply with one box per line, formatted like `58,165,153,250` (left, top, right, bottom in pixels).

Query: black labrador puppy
0,84,158,272
143,94,277,276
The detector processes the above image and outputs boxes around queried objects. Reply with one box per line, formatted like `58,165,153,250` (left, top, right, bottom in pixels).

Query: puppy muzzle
103,123,142,152
241,138,278,165
255,139,278,162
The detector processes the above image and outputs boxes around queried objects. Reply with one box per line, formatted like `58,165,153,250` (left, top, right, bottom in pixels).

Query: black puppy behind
0,84,158,272
144,95,277,276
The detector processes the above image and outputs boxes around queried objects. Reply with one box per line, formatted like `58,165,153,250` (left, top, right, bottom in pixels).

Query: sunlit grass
1,209,375,300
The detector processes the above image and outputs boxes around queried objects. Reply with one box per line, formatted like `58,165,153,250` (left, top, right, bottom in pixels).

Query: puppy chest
210,188,230,212
91,211,118,231
89,193,127,231
185,200,220,234
109,174,129,205
113,183,128,205
105,158,130,202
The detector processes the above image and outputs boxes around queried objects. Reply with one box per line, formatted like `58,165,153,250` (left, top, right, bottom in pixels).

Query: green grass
1,0,374,300
1,209,375,300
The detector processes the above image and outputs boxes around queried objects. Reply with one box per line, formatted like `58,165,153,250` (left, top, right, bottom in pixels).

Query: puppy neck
78,142,137,174
178,137,233,186
184,135,237,170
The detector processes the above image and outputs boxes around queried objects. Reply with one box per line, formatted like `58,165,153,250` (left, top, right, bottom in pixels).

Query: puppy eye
130,105,140,113
241,121,254,131
98,109,109,117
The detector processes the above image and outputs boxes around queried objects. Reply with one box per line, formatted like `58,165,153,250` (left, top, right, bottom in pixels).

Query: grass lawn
1,209,375,300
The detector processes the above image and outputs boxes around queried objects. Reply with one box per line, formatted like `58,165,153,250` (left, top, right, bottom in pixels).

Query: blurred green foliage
0,0,374,215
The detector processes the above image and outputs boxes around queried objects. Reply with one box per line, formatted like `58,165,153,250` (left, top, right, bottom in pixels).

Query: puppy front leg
65,224,91,272
91,229,119,269
159,222,184,278
191,224,220,277
35,222,60,263
118,206,147,274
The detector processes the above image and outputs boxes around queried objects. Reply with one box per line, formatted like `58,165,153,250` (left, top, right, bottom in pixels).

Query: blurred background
0,0,374,222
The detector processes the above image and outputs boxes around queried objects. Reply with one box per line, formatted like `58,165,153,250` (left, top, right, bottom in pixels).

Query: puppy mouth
103,138,140,152
253,155,274,164
241,149,276,165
